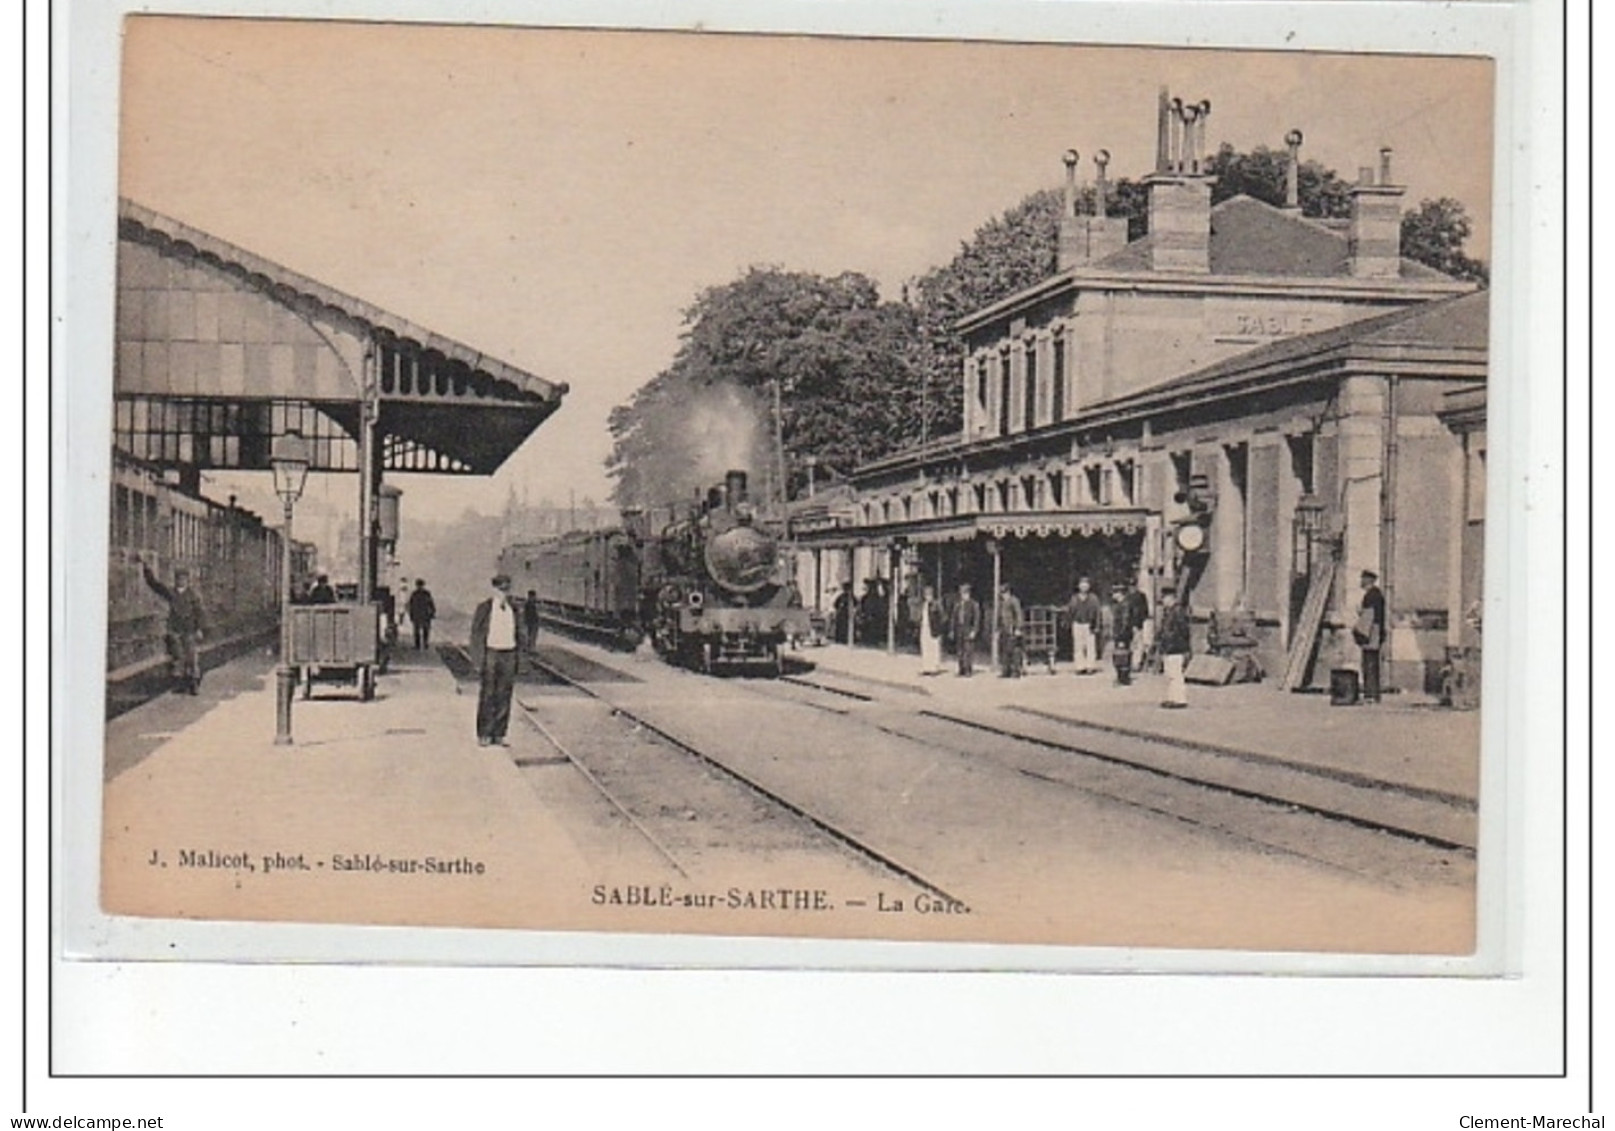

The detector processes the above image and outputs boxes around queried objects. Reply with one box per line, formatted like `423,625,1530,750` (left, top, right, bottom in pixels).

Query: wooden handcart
289,602,381,701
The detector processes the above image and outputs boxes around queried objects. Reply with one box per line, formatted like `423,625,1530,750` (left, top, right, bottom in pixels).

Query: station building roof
1093,194,1453,281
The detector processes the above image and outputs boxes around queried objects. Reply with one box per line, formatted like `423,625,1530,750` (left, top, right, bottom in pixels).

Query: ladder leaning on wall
1280,553,1339,692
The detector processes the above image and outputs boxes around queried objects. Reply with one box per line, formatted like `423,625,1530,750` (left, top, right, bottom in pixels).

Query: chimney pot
1358,166,1376,186
1094,150,1110,217
1062,150,1080,218
1378,146,1394,185
1156,87,1171,172
1283,128,1303,210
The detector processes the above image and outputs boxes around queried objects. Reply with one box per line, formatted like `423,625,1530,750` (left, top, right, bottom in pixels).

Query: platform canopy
113,200,569,476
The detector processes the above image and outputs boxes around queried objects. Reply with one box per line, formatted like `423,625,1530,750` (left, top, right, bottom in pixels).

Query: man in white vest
469,573,526,746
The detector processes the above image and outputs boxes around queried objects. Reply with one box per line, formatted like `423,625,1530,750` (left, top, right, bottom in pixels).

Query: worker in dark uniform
143,562,207,695
307,573,336,605
1354,570,1387,703
996,582,1025,678
833,583,855,647
1125,580,1153,673
1157,587,1191,708
951,582,981,677
1108,582,1136,686
406,579,436,649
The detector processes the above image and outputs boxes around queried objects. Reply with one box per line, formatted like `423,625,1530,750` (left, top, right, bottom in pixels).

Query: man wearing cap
1354,570,1387,704
470,573,526,746
995,582,1025,679
1156,586,1191,708
406,578,437,650
1108,582,1136,686
950,582,981,677
307,573,336,605
143,561,207,695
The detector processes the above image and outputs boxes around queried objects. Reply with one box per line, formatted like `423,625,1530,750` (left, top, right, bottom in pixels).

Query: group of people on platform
901,575,1191,709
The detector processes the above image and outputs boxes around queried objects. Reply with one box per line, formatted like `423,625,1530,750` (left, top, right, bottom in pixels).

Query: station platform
99,647,592,931
796,642,1482,806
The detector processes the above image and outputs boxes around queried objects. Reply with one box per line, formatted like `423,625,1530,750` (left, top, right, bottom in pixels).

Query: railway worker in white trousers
1066,577,1102,675
917,584,945,676
1156,587,1191,709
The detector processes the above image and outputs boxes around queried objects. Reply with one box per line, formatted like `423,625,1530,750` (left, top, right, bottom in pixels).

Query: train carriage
502,528,642,647
106,448,292,696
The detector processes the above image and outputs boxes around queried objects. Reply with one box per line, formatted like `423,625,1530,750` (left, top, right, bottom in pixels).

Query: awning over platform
114,200,569,475
793,509,1151,549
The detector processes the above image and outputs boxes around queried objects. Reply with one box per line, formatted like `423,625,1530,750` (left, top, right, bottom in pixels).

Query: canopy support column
886,544,898,655
358,342,381,605
989,538,1003,669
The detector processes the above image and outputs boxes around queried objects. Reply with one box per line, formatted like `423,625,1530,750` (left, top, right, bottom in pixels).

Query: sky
118,17,1494,542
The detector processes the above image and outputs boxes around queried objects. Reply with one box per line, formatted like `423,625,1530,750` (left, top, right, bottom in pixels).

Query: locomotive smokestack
725,470,749,508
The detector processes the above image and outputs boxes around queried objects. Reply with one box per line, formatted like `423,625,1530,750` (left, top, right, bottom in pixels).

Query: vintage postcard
84,14,1502,965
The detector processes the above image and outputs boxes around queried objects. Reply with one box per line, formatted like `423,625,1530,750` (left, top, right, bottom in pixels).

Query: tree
1203,143,1355,218
1399,197,1489,284
606,268,921,508
905,190,1069,448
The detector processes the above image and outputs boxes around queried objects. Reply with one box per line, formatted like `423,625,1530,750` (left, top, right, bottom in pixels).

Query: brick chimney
1058,149,1128,269
1143,90,1215,273
1348,146,1405,278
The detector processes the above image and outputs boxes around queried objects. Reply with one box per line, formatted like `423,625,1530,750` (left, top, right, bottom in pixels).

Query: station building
792,95,1488,692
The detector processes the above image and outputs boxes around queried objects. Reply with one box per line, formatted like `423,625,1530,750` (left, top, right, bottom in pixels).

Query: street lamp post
271,430,311,745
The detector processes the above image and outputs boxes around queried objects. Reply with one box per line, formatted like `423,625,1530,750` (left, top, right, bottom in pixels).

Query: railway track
447,638,1471,906
443,644,963,903
733,664,1476,883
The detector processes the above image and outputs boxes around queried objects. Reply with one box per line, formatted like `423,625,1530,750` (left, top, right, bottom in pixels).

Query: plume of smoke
685,384,766,489
624,381,768,509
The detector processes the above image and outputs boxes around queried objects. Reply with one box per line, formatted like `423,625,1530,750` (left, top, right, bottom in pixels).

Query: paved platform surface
797,642,1481,805
100,648,592,930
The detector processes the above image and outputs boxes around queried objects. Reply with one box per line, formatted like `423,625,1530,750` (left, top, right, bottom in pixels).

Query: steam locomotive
500,470,809,675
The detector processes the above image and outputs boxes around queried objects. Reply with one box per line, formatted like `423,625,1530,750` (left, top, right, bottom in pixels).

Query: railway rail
715,661,1477,885
443,644,964,904
757,664,1475,854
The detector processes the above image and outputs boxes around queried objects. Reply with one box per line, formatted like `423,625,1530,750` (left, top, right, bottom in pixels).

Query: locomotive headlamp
688,590,704,612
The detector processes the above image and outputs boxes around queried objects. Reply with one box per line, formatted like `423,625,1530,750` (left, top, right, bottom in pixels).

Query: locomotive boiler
500,470,809,675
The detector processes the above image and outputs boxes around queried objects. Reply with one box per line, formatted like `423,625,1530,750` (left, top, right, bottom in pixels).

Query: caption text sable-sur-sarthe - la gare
141,849,971,914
